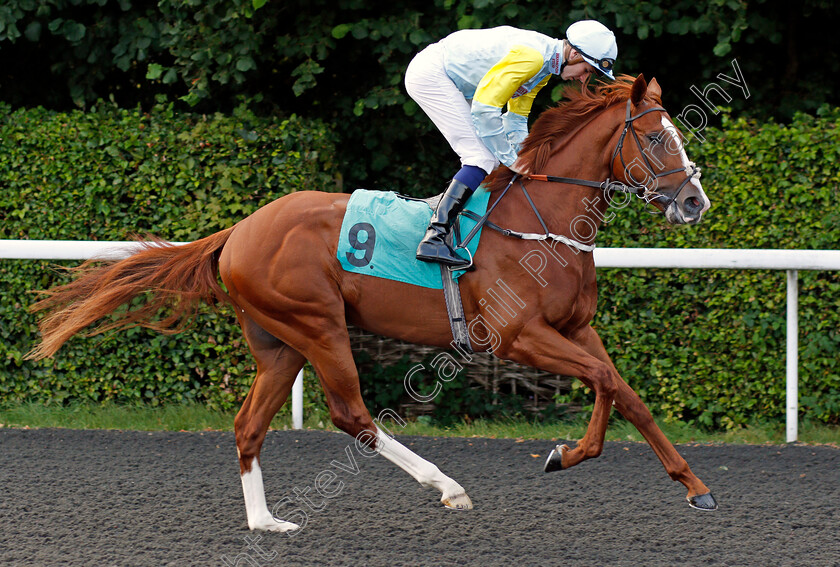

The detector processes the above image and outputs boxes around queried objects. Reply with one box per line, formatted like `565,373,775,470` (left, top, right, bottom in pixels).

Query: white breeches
405,43,499,175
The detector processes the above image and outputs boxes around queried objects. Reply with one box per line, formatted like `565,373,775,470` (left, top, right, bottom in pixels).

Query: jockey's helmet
566,20,618,80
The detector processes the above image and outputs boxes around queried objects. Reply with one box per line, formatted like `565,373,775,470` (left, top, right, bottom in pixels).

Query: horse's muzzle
665,195,709,224
663,180,711,225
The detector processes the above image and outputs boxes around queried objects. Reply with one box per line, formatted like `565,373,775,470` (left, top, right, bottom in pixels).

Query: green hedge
2,103,839,429
582,106,840,428
0,102,338,412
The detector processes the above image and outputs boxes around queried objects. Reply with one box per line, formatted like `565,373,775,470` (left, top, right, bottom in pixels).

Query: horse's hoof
442,492,473,510
687,492,718,511
251,519,300,532
544,444,569,473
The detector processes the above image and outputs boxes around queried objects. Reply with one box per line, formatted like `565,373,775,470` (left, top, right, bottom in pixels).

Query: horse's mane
484,75,660,192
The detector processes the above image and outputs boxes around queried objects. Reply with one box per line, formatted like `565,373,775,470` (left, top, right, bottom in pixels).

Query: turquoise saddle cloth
336,188,492,289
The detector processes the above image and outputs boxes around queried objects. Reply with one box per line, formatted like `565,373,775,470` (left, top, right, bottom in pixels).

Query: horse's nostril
684,196,702,213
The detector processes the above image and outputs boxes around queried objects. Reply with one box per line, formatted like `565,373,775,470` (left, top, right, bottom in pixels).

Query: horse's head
610,74,711,225
490,74,711,226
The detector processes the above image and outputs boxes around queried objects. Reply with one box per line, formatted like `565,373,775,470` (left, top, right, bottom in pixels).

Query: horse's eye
647,133,663,145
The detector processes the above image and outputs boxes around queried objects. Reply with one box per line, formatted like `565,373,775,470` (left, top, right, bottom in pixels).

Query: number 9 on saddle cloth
337,188,492,289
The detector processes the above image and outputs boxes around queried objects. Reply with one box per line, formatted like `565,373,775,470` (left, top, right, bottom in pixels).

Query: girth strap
439,264,473,354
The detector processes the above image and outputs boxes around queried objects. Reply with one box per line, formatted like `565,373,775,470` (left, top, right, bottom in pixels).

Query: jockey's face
561,59,596,83
561,47,597,83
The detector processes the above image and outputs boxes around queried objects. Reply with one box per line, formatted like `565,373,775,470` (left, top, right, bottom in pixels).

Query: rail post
786,270,798,443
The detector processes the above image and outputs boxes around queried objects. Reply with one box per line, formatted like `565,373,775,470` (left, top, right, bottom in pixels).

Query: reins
452,99,701,269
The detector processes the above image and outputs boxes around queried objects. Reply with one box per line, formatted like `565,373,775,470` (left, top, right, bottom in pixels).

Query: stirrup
446,245,473,271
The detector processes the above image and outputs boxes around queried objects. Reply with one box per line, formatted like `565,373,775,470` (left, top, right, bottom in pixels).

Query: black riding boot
416,179,474,267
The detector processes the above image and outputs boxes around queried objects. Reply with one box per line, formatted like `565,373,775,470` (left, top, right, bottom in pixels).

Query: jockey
406,21,618,268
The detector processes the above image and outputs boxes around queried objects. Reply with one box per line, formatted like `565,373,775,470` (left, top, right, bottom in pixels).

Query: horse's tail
26,227,236,361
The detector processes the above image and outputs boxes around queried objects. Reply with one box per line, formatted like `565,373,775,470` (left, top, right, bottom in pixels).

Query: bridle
522,98,701,211
610,99,701,209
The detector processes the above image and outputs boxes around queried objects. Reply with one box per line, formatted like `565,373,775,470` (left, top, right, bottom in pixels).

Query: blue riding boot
416,179,474,268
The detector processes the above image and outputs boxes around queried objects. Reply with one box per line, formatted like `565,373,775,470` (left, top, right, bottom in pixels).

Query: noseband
524,99,701,212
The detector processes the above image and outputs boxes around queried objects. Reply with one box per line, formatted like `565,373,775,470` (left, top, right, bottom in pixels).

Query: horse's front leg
567,324,718,510
612,377,718,510
505,321,619,470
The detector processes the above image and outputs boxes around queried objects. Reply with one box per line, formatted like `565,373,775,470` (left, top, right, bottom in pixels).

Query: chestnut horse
28,75,716,532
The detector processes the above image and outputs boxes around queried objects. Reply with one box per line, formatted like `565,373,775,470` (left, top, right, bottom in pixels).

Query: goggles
569,43,615,74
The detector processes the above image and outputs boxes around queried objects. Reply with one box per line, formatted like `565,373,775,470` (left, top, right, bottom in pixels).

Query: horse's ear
647,78,662,100
630,74,647,106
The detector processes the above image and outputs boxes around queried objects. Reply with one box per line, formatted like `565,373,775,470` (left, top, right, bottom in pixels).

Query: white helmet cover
566,20,618,79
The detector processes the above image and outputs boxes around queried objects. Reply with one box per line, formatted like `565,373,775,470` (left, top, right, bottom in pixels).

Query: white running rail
4,240,840,441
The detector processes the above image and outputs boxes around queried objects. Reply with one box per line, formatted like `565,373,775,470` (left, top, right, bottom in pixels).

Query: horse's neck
515,109,620,233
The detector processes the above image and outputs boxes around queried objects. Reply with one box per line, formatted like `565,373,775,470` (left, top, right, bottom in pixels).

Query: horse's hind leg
234,312,306,531
296,325,473,511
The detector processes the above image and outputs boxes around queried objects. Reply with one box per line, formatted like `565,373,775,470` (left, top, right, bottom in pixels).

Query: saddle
336,188,491,352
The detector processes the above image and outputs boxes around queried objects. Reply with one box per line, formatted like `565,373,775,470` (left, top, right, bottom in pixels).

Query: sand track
1,429,837,566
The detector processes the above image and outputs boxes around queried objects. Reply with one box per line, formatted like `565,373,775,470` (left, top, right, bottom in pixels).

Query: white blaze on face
660,116,711,214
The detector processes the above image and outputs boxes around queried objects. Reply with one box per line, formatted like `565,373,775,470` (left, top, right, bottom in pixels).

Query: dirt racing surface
0,428,837,566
